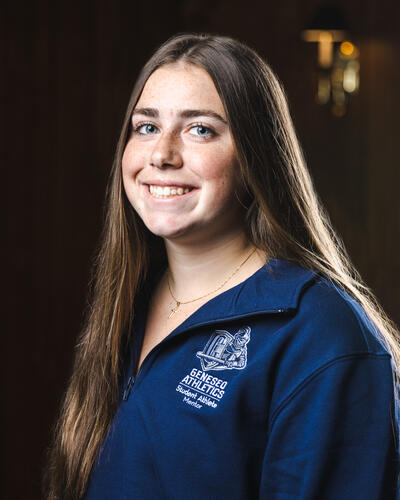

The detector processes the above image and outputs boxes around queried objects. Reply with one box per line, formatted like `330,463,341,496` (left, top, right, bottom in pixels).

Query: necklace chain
167,247,257,319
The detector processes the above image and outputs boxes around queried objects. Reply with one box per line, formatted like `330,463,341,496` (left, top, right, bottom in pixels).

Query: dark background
4,1,400,498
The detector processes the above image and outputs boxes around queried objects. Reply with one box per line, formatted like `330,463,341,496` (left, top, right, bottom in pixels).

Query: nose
149,131,183,169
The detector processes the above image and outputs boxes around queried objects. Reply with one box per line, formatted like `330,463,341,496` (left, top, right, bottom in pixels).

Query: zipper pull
122,375,135,401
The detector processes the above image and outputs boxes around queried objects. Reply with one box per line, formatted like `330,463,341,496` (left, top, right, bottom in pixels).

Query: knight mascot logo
196,326,251,371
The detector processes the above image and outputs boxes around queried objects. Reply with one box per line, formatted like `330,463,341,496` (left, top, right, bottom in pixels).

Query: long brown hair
44,33,400,499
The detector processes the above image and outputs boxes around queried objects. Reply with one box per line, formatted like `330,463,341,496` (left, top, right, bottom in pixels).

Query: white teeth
148,185,192,198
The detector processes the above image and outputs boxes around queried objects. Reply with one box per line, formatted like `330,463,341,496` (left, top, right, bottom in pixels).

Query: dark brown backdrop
4,1,399,499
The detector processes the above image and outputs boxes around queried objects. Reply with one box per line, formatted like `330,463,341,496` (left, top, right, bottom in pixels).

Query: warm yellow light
316,75,331,105
340,41,355,56
301,29,346,42
301,30,347,68
318,40,334,68
343,61,360,93
332,67,344,85
319,31,333,42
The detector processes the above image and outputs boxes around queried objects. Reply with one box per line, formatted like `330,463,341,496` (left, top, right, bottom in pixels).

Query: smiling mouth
148,184,193,198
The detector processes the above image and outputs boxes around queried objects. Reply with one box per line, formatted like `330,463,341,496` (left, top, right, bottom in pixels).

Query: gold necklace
167,247,257,319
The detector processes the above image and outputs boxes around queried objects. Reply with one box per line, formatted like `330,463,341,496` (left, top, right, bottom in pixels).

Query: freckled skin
121,63,245,246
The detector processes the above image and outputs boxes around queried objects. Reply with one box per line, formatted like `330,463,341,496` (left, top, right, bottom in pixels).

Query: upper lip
141,180,197,188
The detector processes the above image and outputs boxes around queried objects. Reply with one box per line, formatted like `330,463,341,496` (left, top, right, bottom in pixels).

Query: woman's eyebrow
179,109,227,124
132,107,227,124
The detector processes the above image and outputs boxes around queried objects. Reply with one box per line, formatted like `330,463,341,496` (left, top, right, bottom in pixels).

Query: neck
164,231,267,301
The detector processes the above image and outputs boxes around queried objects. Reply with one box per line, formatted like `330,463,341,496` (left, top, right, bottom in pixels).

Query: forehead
136,63,226,117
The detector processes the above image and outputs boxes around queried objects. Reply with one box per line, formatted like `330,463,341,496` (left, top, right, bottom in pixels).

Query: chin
144,222,195,241
139,211,196,239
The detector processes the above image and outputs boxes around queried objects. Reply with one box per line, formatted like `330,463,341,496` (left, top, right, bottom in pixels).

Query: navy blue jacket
84,259,399,499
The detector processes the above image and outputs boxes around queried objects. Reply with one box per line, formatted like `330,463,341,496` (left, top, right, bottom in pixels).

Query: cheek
201,153,240,194
121,160,131,200
121,145,144,195
121,147,142,212
121,144,135,176
198,142,236,174
121,145,130,179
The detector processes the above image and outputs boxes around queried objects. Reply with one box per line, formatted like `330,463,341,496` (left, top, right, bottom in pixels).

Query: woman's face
122,62,245,244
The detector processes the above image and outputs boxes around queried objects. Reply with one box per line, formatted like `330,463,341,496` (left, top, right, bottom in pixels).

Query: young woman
45,33,400,499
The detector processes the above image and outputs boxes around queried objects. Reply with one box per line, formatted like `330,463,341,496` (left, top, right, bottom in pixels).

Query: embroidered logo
196,326,251,371
175,326,251,410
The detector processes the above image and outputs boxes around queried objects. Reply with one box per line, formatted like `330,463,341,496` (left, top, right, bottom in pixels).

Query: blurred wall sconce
301,4,360,117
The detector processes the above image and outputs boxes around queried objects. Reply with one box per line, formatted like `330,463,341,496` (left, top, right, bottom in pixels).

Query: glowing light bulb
340,41,355,56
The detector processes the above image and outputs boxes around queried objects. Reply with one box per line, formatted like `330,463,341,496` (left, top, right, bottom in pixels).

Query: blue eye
135,123,158,135
190,125,213,137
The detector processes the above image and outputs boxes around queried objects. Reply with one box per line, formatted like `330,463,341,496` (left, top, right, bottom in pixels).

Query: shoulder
259,265,393,410
246,258,391,360
296,275,388,357
264,272,395,424
253,258,388,358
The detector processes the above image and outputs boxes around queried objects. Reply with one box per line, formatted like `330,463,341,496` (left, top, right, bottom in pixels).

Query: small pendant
168,301,181,319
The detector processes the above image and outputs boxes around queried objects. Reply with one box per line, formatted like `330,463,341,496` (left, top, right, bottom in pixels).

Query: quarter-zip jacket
84,259,399,499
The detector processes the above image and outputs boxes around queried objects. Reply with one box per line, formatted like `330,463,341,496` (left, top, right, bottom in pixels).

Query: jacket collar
128,259,318,379
172,258,318,333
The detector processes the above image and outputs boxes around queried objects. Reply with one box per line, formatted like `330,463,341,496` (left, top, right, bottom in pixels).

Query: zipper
122,352,147,401
122,375,135,401
122,307,291,401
